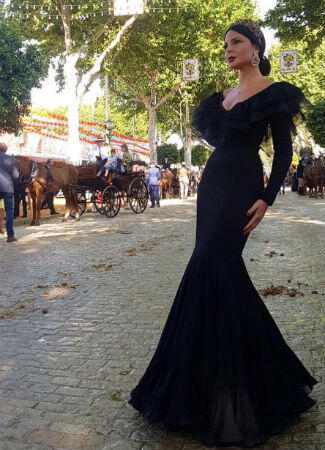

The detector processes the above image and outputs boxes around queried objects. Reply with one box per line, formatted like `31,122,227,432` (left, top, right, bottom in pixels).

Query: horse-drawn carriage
76,165,149,218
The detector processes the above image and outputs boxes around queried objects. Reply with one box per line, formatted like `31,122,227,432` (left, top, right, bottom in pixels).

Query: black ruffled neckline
219,82,279,112
191,81,307,147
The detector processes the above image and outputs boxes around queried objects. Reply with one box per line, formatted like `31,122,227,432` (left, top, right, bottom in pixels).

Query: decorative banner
183,59,199,81
12,112,151,162
280,50,297,73
114,0,144,16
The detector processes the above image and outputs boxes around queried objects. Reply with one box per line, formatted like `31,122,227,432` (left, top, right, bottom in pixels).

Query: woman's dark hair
259,55,271,76
225,19,271,76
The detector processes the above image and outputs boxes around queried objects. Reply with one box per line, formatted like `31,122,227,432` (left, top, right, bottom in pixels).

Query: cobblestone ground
0,192,324,450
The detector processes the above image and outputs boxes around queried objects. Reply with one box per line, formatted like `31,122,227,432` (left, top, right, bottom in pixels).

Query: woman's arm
260,113,293,206
243,112,293,235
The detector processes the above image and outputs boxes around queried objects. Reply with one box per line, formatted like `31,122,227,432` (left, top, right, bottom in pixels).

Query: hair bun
259,55,271,76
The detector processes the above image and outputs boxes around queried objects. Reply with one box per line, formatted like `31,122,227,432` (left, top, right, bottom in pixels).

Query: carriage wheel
101,186,121,218
70,191,87,218
129,178,148,214
92,190,104,214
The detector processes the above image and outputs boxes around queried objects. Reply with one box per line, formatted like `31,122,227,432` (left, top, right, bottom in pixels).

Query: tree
157,144,180,165
191,145,210,166
105,0,255,163
267,40,325,105
4,0,139,163
306,102,325,148
0,18,45,134
264,0,325,50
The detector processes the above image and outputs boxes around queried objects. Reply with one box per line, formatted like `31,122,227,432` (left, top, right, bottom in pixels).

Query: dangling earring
251,52,260,67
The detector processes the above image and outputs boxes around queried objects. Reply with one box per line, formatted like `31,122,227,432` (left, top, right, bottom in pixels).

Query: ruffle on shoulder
191,82,308,147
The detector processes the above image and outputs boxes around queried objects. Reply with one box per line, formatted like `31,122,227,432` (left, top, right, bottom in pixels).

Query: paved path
0,192,324,450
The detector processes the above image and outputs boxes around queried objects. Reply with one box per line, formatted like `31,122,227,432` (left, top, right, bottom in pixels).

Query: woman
129,20,317,448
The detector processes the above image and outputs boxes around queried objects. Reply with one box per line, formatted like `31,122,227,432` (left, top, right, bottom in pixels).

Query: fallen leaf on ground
259,285,304,298
110,390,122,401
265,250,277,258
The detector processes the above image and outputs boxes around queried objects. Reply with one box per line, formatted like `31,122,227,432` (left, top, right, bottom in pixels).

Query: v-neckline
220,82,278,112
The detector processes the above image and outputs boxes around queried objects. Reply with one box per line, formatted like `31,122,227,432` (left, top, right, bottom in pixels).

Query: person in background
0,197,5,234
279,179,286,195
14,175,27,218
0,142,19,242
94,139,108,173
297,158,305,195
162,156,171,170
97,148,118,178
177,162,190,199
146,161,161,208
121,144,132,174
263,170,269,188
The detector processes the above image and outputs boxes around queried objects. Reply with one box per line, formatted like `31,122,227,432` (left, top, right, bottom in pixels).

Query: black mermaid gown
129,82,318,447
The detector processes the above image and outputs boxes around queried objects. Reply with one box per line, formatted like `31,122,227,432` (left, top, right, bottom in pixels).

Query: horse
158,169,174,199
16,156,80,226
303,164,316,198
312,156,325,199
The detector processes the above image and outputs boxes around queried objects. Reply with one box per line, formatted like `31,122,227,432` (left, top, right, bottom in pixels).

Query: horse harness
21,160,69,193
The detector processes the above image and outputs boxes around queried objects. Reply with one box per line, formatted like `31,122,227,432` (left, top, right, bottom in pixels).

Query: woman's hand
242,199,268,235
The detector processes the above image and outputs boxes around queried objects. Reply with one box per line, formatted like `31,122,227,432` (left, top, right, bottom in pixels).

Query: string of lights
3,6,191,19
8,0,176,8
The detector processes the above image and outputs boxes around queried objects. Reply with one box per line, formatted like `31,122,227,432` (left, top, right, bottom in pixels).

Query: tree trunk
65,55,81,165
184,101,192,168
184,126,192,168
148,108,157,162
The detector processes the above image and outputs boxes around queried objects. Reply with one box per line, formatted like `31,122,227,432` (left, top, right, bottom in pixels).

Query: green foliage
264,0,325,50
0,18,46,134
191,145,210,165
305,102,325,148
267,40,325,105
3,0,129,69
104,0,256,133
157,144,180,164
299,146,313,157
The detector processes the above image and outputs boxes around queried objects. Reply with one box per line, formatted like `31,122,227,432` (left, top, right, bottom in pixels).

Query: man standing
146,161,161,208
177,162,190,199
297,159,305,196
0,142,19,242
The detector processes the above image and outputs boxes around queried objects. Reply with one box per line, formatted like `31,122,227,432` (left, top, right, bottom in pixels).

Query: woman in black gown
129,19,318,448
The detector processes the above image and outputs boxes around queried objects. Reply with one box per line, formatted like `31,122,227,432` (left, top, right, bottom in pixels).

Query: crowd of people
0,137,207,240
286,152,316,196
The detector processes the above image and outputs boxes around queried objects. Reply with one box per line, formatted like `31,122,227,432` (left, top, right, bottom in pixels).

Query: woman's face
224,30,259,70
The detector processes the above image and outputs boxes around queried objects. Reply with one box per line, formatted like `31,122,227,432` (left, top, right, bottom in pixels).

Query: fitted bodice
191,81,306,206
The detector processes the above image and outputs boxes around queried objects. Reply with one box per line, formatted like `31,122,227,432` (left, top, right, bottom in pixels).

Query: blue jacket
0,153,19,194
146,166,161,186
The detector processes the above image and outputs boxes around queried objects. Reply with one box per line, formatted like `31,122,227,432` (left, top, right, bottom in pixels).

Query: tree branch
117,75,151,109
76,24,109,58
59,1,72,55
155,80,184,110
77,15,138,103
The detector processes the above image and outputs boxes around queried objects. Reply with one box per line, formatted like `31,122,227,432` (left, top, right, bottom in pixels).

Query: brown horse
312,156,325,199
158,169,174,199
303,157,325,199
303,164,316,198
16,156,79,226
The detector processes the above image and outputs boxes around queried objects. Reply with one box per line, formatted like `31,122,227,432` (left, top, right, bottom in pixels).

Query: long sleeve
260,113,293,206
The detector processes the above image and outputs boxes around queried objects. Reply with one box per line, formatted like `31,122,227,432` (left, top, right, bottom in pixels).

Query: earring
251,52,260,67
